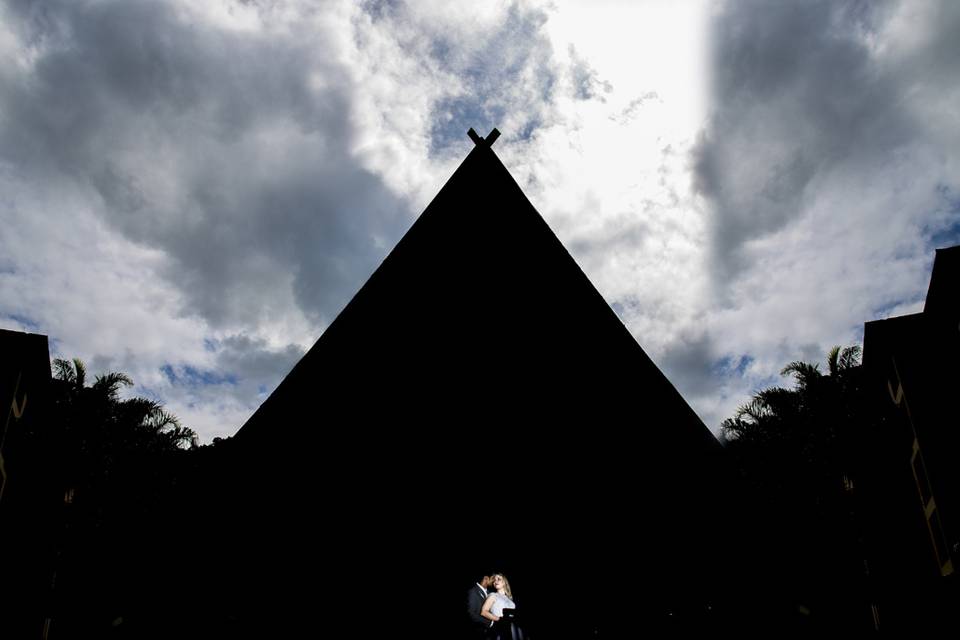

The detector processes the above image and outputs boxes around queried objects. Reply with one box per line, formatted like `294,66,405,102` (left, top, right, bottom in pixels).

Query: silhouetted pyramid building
209,131,763,637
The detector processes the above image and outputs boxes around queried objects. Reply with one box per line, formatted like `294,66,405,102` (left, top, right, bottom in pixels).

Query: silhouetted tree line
4,358,239,638
719,346,887,629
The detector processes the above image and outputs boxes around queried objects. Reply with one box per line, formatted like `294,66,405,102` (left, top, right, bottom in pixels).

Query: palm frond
142,407,180,432
735,396,772,423
781,361,822,389
53,358,76,383
756,387,798,419
166,424,199,449
118,397,164,424
93,372,134,399
826,346,841,377
838,345,861,371
72,358,87,389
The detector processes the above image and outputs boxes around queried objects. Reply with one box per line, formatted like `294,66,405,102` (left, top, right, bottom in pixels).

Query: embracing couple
467,572,523,640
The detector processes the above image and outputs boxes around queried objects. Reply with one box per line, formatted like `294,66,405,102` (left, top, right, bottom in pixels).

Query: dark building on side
0,329,56,639
0,328,51,503
861,245,960,629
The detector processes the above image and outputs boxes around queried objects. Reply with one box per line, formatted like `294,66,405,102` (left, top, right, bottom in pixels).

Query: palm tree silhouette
720,345,877,629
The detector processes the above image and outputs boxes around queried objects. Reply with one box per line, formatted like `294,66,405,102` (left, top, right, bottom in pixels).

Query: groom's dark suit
467,584,492,638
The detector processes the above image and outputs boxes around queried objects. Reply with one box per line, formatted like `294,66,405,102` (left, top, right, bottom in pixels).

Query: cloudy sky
2,0,958,441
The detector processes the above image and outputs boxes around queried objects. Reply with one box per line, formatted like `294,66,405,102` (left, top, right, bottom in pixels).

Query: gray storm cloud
0,0,409,330
693,0,960,282
1,0,566,329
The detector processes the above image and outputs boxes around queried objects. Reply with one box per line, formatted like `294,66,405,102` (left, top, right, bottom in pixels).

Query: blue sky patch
750,373,783,396
927,184,960,248
929,218,960,249
869,297,922,321
429,96,505,156
6,313,40,332
135,385,165,403
161,363,238,387
712,354,754,378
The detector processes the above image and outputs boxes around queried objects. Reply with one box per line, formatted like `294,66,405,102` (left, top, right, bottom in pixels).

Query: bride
481,573,524,639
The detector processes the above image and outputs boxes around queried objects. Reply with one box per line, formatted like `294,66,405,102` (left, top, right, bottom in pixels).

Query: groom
467,572,495,639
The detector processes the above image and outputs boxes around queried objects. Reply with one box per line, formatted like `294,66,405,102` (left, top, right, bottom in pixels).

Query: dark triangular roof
214,134,760,636
237,136,716,449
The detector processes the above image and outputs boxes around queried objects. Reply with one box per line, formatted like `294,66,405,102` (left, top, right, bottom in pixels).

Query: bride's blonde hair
493,573,513,599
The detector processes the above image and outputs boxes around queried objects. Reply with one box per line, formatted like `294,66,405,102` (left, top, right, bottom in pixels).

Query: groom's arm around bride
467,575,494,638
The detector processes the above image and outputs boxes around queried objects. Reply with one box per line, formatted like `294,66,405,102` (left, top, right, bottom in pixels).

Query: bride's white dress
489,591,524,639
489,592,516,617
